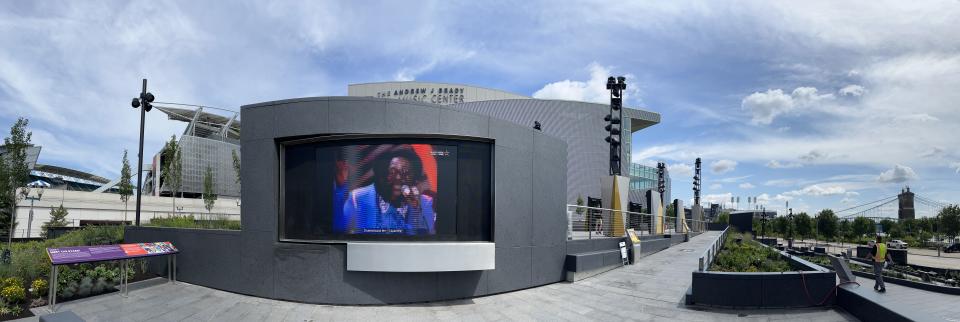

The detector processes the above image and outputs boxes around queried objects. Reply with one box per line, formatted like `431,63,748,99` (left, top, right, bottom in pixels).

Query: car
887,240,908,249
945,243,960,253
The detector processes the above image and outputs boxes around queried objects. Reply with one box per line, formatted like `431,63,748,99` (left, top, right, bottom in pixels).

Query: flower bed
0,226,154,320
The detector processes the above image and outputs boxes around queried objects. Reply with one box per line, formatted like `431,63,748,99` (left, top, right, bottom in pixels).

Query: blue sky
1,1,958,216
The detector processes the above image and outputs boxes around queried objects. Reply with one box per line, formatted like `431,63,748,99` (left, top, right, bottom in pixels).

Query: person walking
871,234,893,292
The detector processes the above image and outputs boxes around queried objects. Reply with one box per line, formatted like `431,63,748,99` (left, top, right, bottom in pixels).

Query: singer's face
387,157,413,201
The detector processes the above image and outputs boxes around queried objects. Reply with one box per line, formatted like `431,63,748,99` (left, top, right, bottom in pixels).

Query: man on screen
342,147,436,235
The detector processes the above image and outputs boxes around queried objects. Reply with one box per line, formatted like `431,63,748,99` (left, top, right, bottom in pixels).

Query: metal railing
698,226,730,271
566,205,708,240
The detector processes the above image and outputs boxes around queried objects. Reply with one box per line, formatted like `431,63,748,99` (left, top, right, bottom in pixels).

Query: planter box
687,245,837,308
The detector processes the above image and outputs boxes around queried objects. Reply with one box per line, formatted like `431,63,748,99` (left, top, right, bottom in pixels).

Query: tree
939,205,960,239
40,204,69,238
839,219,853,241
162,136,183,213
794,213,813,240
575,195,585,216
714,211,729,224
0,117,32,242
203,166,217,214
231,149,241,185
852,216,875,240
879,218,897,235
815,209,839,241
118,150,134,225
773,216,790,236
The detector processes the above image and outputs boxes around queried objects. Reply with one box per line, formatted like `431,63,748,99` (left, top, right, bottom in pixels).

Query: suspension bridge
836,187,956,221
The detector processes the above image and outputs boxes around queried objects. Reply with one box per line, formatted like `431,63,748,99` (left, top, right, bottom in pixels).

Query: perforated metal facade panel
161,136,241,198
449,99,659,204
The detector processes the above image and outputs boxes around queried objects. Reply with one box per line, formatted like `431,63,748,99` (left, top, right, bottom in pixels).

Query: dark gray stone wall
129,97,568,304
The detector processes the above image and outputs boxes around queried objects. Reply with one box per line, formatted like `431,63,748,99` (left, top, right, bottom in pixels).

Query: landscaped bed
710,232,792,272
794,253,960,294
0,226,155,320
687,230,836,308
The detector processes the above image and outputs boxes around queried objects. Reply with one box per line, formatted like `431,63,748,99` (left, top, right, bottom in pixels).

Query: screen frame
277,134,495,244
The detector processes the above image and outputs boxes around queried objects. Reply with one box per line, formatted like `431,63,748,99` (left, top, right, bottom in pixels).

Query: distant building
146,105,241,198
898,187,915,221
628,163,671,211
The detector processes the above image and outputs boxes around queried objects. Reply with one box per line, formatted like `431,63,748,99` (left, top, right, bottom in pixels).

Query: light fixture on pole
131,79,155,226
605,76,626,176
23,182,44,239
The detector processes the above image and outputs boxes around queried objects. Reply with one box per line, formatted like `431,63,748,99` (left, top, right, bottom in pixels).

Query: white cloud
702,192,733,205
756,193,794,204
532,62,640,104
839,84,865,97
741,89,794,125
741,86,833,125
667,163,693,177
765,179,797,187
877,164,918,183
766,160,803,169
951,162,960,173
710,159,737,174
709,183,723,190
894,113,939,122
716,175,752,183
739,182,755,189
922,147,945,159
785,184,847,197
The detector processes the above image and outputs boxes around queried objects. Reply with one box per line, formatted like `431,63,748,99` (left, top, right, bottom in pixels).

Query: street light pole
131,79,155,226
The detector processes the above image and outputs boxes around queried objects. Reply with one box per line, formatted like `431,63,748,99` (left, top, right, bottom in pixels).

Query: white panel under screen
346,242,495,272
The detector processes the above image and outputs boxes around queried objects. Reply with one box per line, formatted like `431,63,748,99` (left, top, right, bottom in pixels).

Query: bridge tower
898,187,915,221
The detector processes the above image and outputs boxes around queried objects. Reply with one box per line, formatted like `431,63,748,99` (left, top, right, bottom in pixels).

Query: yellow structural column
612,177,625,237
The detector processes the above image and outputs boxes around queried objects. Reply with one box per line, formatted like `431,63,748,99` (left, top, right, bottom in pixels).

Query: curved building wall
450,99,659,204
348,81,530,105
128,97,569,305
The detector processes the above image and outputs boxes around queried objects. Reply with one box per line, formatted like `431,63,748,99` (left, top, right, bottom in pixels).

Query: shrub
30,279,47,297
1,277,23,289
147,214,241,230
1,284,26,303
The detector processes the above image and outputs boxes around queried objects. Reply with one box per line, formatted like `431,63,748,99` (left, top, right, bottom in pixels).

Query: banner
47,242,178,265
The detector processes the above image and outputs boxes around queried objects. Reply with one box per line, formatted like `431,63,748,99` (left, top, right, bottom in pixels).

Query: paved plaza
26,231,865,321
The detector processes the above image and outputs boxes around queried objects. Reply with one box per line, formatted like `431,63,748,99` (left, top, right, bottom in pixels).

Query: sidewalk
36,231,857,321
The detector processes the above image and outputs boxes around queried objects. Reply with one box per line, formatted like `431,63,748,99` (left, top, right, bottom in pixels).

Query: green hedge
146,214,241,230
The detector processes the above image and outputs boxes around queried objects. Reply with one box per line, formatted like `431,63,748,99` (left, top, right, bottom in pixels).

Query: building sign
375,87,466,105
47,242,179,265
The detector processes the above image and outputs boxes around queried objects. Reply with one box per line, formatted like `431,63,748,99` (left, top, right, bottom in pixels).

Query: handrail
698,226,729,271
566,204,708,240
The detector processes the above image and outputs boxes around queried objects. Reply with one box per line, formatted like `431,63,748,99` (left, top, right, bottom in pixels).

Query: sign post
46,242,178,312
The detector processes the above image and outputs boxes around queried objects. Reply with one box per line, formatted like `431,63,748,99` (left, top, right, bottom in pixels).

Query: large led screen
281,137,492,242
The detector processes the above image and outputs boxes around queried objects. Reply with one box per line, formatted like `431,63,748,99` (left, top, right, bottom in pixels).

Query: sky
1,1,958,217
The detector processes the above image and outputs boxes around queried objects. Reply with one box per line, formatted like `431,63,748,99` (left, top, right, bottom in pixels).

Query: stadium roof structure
34,164,110,185
154,104,241,142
